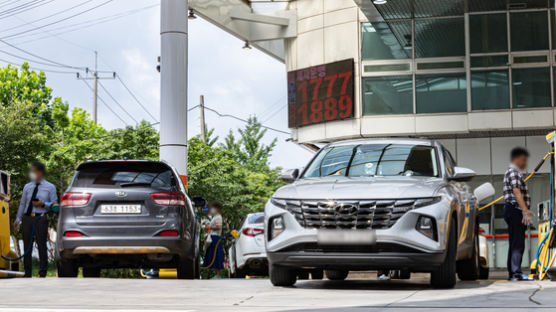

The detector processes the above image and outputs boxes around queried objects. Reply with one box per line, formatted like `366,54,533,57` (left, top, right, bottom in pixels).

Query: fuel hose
1,216,41,262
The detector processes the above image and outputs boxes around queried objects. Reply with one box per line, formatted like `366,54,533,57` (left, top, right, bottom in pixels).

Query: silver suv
55,160,200,279
265,138,494,288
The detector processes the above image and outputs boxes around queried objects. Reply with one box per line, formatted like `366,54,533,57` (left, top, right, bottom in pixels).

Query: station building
192,0,556,269
278,0,556,269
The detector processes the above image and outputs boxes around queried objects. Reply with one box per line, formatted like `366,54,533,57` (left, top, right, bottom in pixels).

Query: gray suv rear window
73,163,177,191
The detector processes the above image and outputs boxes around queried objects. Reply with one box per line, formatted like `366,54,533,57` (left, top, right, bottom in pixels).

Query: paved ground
1,275,556,311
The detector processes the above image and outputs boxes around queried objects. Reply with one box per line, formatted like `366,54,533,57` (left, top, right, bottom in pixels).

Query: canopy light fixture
188,9,197,20
373,0,387,4
243,41,252,50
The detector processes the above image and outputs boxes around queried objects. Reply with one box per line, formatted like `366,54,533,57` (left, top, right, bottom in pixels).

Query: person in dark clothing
13,162,57,277
502,147,532,281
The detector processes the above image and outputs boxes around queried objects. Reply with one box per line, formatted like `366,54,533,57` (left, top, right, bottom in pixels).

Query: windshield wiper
120,182,152,187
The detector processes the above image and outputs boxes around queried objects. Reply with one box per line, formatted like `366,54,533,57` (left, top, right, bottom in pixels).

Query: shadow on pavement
280,279,551,312
292,278,495,291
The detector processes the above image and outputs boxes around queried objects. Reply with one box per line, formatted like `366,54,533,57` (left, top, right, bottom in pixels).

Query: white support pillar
160,0,188,183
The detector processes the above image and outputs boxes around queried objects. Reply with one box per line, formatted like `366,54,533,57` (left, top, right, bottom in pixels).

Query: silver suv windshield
302,143,439,178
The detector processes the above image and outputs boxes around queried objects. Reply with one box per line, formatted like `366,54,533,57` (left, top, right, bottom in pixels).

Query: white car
229,213,268,278
479,227,489,279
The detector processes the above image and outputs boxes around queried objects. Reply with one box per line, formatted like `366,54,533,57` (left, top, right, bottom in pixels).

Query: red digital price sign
287,59,354,128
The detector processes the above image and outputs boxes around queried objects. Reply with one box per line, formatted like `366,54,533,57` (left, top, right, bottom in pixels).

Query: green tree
222,116,277,170
98,121,159,160
44,107,107,193
0,64,52,108
0,102,50,223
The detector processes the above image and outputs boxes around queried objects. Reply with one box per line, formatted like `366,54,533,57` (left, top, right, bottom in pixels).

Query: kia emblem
115,191,127,197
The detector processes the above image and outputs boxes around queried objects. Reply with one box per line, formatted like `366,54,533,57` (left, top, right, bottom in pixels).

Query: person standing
203,203,224,278
13,162,57,277
503,147,532,281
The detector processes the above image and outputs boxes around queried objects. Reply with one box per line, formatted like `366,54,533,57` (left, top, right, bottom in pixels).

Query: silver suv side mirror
448,166,476,182
281,169,299,183
474,183,496,203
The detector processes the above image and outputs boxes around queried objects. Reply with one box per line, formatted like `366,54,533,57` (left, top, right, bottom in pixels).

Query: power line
98,81,138,124
0,57,78,74
258,94,286,120
0,0,96,34
0,48,84,69
0,0,26,8
0,37,87,70
7,3,159,44
82,79,128,125
82,121,160,141
262,104,286,123
0,0,54,19
203,106,290,135
116,75,158,122
81,105,291,141
0,0,115,40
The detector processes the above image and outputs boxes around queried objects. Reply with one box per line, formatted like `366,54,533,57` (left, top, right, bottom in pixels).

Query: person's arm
43,184,58,210
15,185,28,223
512,188,530,213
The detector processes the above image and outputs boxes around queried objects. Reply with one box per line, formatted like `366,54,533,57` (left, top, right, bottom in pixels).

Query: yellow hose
201,238,222,270
539,228,554,280
479,152,554,212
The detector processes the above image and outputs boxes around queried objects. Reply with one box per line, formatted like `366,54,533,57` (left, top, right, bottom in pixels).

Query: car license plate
100,204,141,214
317,230,376,245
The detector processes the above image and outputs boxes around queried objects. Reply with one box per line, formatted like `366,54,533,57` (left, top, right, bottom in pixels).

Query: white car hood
273,176,444,200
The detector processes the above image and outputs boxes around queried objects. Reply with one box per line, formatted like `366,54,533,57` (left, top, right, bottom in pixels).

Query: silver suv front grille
283,198,435,230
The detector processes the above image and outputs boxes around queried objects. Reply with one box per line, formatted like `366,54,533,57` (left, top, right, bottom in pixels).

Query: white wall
286,0,556,144
438,135,551,175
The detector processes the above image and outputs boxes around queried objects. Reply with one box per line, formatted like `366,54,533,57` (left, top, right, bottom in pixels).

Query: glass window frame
362,74,414,116
360,7,556,117
470,69,511,111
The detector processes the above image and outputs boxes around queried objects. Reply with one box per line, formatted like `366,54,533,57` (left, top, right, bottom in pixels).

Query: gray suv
55,160,200,279
265,138,494,288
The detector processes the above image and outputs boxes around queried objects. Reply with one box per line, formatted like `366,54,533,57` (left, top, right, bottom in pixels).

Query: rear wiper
120,182,152,187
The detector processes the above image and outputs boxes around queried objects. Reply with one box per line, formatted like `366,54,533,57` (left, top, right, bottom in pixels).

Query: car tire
11,262,19,272
325,269,349,281
194,252,201,279
311,269,324,280
82,267,101,278
479,265,489,280
177,257,195,280
457,225,480,281
431,218,457,289
232,265,247,278
270,264,296,287
297,271,309,280
57,259,78,278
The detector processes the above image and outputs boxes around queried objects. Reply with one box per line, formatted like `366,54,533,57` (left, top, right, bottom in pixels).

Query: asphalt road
1,276,556,311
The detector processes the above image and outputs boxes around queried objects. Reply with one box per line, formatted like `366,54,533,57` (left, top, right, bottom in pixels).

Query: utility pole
93,51,98,124
200,95,206,143
77,51,116,124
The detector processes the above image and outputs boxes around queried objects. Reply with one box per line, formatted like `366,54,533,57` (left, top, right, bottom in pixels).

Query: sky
0,0,314,169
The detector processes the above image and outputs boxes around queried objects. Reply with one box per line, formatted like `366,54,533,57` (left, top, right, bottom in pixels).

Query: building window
510,11,549,52
362,22,412,60
471,71,510,110
512,67,551,108
363,76,413,115
470,14,508,53
415,17,464,58
416,73,467,113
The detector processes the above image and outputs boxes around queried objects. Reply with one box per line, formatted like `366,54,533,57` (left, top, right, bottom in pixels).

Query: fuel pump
0,170,24,278
539,132,556,280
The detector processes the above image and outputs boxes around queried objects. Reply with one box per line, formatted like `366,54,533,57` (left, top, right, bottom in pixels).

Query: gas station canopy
189,0,297,62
